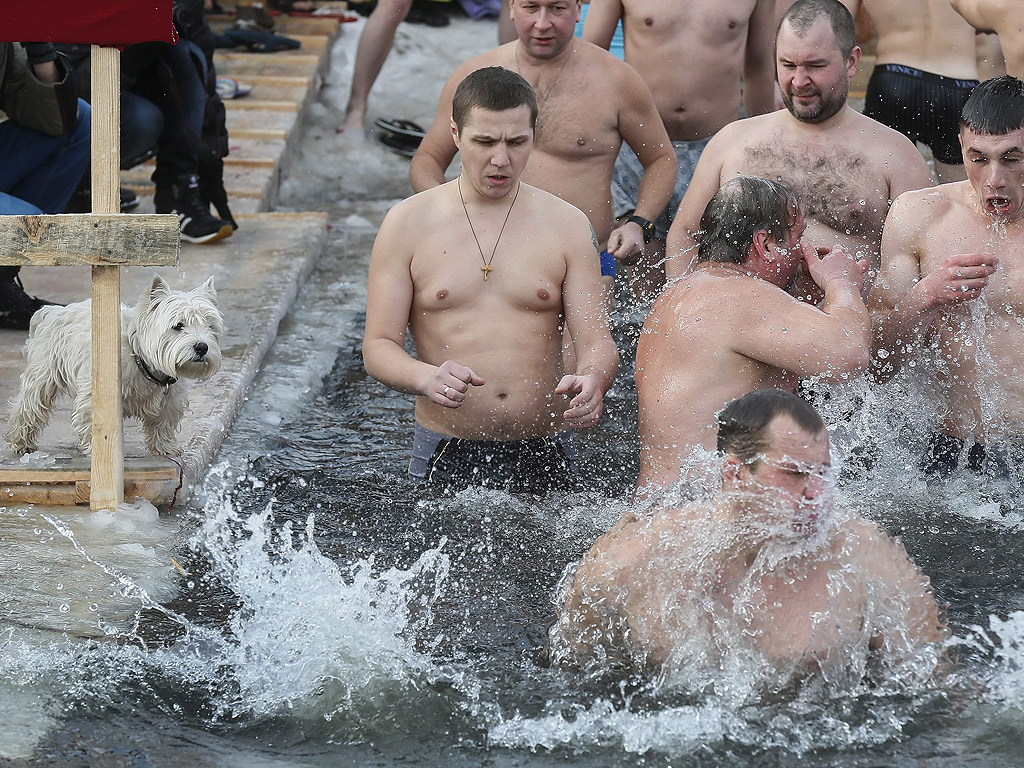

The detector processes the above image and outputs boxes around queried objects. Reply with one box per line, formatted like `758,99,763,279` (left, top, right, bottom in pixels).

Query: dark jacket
0,43,78,136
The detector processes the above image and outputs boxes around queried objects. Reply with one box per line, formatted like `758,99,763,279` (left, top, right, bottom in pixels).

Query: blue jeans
121,90,163,168
0,99,91,216
0,99,90,282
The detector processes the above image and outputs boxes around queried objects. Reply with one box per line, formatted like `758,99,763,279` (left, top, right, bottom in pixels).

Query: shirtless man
665,0,934,282
870,76,1024,478
952,0,1024,79
410,0,677,274
582,0,776,292
363,67,619,493
550,388,947,679
840,0,980,183
635,177,870,492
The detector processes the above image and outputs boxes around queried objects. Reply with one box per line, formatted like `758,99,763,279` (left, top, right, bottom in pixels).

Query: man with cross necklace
364,67,620,494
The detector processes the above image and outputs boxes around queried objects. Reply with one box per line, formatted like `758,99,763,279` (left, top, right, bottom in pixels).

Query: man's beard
782,83,848,123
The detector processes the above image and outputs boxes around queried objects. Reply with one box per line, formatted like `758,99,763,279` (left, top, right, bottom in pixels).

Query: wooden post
90,46,124,511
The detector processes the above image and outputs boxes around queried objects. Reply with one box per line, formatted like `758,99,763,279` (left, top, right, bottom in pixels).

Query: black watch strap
627,215,655,244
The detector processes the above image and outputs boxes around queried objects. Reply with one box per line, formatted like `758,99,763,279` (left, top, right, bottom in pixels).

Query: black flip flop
375,132,419,158
215,27,301,53
373,117,426,139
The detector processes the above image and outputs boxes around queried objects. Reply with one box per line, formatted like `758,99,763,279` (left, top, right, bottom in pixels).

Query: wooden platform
0,13,348,507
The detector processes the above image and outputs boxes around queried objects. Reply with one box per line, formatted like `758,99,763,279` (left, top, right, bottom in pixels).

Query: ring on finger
443,385,451,396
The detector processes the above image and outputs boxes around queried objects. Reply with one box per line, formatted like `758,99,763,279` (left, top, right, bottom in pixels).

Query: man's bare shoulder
388,180,453,218
658,269,795,313
845,109,929,156
446,43,515,85
518,182,593,227
892,181,970,223
573,39,645,85
701,111,785,158
591,503,703,564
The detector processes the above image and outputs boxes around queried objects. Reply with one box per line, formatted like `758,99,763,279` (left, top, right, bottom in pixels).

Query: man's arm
604,64,677,261
733,245,872,378
580,0,624,49
741,0,778,119
852,518,949,654
559,210,620,427
950,0,998,34
664,131,729,279
952,0,1023,76
362,201,485,404
409,65,467,192
868,193,996,381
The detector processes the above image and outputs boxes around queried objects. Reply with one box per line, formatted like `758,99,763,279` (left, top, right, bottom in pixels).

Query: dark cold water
3,225,1024,767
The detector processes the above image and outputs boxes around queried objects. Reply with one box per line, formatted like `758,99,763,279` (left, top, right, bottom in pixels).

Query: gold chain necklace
458,177,522,281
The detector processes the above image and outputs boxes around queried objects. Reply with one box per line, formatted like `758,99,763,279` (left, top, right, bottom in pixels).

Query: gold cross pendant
481,264,493,281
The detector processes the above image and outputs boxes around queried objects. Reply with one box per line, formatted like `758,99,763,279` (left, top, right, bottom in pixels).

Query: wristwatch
627,215,655,244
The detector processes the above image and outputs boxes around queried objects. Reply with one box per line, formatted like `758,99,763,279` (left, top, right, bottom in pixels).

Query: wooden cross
0,46,179,510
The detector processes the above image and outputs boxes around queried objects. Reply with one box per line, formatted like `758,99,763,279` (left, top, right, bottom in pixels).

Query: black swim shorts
864,64,978,165
920,432,1011,480
409,424,578,494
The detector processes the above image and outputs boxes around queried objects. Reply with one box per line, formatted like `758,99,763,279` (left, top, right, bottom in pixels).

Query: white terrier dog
6,274,223,456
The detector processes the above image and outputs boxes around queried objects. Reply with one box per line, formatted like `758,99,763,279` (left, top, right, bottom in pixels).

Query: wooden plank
0,457,182,483
91,45,124,512
0,214,180,266
224,99,299,112
229,128,288,140
0,477,182,506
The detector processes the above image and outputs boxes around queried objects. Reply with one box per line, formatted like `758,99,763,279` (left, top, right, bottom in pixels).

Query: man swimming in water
362,67,619,494
870,76,1024,478
549,388,947,682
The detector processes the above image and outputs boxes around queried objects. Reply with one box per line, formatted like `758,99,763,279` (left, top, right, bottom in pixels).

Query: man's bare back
636,262,868,489
844,0,978,79
582,0,776,141
636,177,870,492
952,0,1024,79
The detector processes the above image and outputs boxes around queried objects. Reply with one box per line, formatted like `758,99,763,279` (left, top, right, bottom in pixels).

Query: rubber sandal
372,117,426,139
218,27,302,52
375,132,419,158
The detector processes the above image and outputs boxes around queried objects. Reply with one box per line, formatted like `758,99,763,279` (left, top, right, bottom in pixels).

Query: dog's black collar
133,353,177,387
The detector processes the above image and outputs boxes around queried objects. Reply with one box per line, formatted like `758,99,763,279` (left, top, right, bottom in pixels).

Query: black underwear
920,432,1011,480
409,424,578,494
864,64,978,165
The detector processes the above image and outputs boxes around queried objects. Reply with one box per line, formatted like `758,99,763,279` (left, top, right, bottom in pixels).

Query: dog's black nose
194,342,209,357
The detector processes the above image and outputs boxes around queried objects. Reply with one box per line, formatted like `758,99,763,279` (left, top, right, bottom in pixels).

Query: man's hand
556,374,604,429
803,243,869,296
427,360,485,408
605,221,644,265
914,252,998,308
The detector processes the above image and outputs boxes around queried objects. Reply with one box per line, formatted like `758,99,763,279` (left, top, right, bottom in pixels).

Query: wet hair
960,76,1024,136
778,0,857,58
696,177,800,265
717,388,825,465
452,66,538,135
